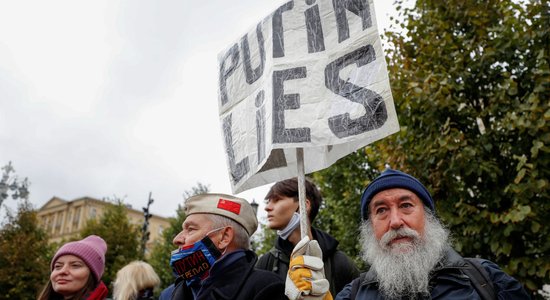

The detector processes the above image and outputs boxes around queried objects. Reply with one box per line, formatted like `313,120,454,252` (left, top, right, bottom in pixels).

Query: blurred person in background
112,260,160,300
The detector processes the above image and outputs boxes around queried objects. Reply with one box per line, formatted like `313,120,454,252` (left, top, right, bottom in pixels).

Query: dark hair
265,177,322,223
37,272,97,300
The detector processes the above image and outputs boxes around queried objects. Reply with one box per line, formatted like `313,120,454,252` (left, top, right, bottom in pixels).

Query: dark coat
335,247,531,300
159,283,175,300
256,227,360,296
168,250,285,300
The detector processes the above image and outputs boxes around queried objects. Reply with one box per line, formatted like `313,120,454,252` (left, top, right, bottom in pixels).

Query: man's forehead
370,188,420,205
183,213,212,226
268,193,285,199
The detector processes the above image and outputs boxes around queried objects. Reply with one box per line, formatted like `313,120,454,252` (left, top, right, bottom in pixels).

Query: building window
89,207,97,219
47,215,53,233
73,207,81,229
66,211,72,232
55,212,63,235
158,225,164,235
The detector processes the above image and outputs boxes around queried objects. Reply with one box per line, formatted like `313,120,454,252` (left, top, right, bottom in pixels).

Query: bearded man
334,168,530,300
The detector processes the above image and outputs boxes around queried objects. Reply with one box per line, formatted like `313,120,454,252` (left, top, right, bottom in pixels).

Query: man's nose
389,208,404,229
172,231,185,247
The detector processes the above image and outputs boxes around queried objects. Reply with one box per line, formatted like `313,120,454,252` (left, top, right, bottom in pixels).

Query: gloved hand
285,236,333,300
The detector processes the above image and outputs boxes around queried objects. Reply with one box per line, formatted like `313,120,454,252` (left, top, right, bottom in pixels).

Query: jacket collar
204,250,258,300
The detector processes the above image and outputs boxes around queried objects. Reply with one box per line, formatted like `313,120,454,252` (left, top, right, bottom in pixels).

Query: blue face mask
277,212,300,240
170,228,223,284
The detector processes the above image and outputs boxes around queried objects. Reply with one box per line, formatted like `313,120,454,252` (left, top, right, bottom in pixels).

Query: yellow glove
285,237,333,300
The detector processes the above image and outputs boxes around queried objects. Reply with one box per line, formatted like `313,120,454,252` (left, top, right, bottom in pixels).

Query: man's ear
294,198,311,215
218,226,234,249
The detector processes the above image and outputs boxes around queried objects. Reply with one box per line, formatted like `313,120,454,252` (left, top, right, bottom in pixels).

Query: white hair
208,214,251,250
359,211,450,299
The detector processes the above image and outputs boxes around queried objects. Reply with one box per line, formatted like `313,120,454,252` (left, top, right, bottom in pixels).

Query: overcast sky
0,0,397,221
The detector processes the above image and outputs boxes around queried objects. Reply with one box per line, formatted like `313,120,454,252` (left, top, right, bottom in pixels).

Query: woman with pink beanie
37,235,108,300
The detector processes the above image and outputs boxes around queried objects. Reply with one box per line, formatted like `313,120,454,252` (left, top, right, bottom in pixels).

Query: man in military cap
165,193,286,300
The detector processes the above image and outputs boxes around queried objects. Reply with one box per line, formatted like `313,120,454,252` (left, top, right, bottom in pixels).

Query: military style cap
184,193,258,235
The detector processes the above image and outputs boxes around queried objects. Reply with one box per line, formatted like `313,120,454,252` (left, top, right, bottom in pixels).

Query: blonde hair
112,261,160,300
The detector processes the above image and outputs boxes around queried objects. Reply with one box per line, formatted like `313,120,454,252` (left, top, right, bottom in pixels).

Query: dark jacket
168,250,285,300
256,227,360,296
159,283,175,300
335,247,530,299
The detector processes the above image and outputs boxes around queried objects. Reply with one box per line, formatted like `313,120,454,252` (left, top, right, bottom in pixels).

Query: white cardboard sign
218,0,399,193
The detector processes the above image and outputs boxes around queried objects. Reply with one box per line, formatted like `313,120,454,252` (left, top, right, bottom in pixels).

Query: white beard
360,213,450,299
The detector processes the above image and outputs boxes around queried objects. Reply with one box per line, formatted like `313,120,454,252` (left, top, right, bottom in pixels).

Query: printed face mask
170,228,223,284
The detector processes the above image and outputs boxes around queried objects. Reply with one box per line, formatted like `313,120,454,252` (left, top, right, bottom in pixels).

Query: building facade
37,196,171,253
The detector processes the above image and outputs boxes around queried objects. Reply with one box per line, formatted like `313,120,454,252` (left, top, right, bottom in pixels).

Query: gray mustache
380,227,420,247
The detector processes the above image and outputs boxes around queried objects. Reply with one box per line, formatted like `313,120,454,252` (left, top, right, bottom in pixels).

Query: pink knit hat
51,235,107,281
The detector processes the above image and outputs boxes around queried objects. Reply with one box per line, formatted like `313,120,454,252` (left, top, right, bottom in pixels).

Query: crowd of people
38,169,531,299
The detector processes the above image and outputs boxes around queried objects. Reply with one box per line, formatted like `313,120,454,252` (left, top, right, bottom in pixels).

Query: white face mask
205,227,226,238
277,212,300,240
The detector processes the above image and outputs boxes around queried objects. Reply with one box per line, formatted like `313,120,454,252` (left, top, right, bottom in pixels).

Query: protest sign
218,0,399,194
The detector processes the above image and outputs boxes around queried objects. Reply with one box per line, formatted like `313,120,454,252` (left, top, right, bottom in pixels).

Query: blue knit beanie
361,169,435,220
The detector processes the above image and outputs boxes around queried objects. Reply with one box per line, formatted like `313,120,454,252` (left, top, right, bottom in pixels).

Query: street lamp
250,199,259,216
141,192,154,257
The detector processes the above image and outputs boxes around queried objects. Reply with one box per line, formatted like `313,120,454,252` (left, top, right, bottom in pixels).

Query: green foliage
0,161,30,208
314,0,549,295
148,205,186,291
79,200,141,289
0,200,52,300
147,182,210,293
253,222,277,255
313,151,380,270
381,0,549,294
182,182,210,199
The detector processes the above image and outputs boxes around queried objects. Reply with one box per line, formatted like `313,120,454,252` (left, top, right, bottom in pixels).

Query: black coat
256,227,360,296
170,250,285,300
